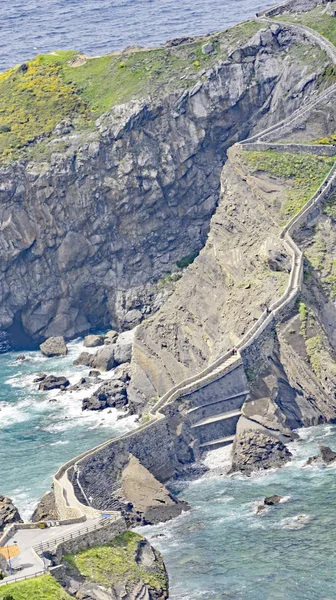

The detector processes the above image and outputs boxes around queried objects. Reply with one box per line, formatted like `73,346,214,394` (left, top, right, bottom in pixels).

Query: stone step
191,409,242,429
186,391,248,423
199,435,235,450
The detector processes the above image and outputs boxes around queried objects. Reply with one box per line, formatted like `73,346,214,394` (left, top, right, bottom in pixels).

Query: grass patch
0,575,72,600
298,301,308,338
305,335,324,376
63,531,167,592
243,149,336,218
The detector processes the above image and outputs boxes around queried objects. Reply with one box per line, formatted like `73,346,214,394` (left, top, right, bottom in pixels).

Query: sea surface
139,425,336,600
0,340,137,521
0,0,275,72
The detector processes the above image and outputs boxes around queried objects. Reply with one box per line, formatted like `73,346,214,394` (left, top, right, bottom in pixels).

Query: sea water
139,425,336,599
0,340,136,520
0,0,275,72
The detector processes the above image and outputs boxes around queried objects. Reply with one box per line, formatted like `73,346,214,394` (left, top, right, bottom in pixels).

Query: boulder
83,334,105,348
92,345,116,371
88,369,101,377
31,491,59,522
319,444,336,465
230,430,292,475
0,495,22,531
40,336,68,357
73,352,95,367
104,330,119,344
38,375,70,391
82,364,131,411
114,330,135,365
202,42,214,55
264,495,283,505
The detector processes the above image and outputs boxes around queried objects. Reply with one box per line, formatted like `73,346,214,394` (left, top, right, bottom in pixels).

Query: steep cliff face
0,22,330,345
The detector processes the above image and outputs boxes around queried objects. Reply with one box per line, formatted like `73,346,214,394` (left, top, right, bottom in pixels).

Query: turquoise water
0,340,136,520
139,425,336,600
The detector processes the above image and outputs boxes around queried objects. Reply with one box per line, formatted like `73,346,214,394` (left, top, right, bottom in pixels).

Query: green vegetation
0,53,89,160
298,301,308,338
0,575,72,600
157,272,182,287
277,6,336,47
0,20,262,163
176,250,199,269
312,130,336,147
63,531,167,592
243,150,336,218
305,231,326,270
305,335,324,376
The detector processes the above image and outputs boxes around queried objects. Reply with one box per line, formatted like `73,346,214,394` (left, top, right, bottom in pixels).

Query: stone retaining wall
53,517,126,564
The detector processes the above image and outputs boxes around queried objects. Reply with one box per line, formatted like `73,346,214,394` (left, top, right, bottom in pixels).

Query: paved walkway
1,519,99,585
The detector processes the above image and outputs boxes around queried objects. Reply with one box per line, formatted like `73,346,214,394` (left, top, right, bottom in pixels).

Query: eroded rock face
31,491,59,522
40,336,68,357
82,363,131,411
0,494,22,531
0,24,325,345
230,430,292,475
121,455,189,525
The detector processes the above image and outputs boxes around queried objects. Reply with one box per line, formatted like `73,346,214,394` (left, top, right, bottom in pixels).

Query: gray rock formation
31,491,59,522
73,351,95,367
38,375,70,391
92,345,116,371
40,336,68,357
114,330,135,365
82,363,131,411
83,334,105,348
0,23,327,345
0,494,22,531
319,444,336,465
121,456,189,525
230,430,292,475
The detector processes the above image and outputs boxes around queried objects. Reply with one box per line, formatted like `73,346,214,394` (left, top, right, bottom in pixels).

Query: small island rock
38,375,70,391
230,430,292,475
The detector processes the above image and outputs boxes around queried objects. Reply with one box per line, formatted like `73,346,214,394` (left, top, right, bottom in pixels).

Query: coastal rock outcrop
0,494,22,531
31,491,59,522
230,430,292,475
82,363,131,411
40,336,68,357
38,374,70,391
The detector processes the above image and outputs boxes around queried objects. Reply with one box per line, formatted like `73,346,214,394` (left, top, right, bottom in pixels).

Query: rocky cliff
0,19,330,346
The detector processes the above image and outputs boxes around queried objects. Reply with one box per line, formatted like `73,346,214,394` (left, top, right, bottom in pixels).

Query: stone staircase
186,390,249,449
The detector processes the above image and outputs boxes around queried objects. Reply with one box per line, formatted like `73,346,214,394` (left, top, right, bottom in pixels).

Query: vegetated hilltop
0,8,334,345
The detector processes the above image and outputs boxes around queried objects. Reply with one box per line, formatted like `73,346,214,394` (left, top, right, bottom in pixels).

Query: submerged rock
38,375,70,391
0,494,22,531
40,336,68,357
230,430,292,475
